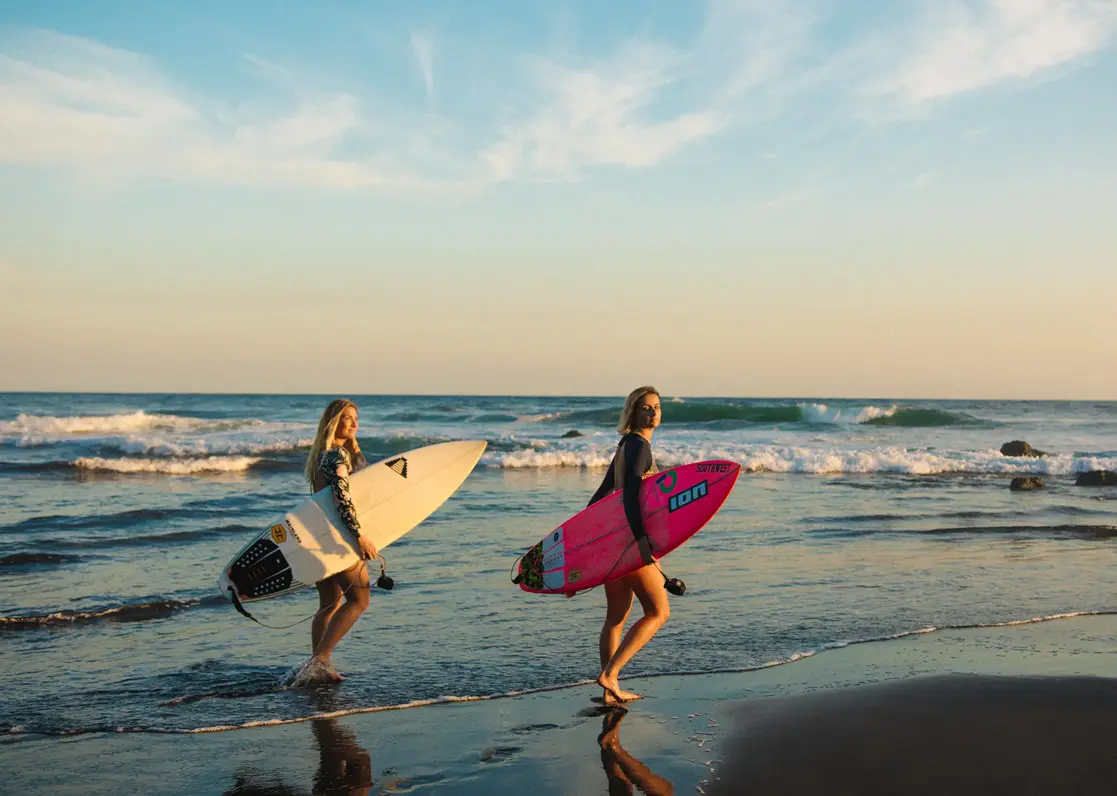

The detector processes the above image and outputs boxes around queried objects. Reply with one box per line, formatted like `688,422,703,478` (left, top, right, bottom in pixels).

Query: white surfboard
218,440,486,603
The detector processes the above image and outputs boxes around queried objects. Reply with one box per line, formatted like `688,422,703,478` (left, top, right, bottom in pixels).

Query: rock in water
562,430,584,438
1000,440,1047,457
1075,470,1117,487
1010,477,1044,491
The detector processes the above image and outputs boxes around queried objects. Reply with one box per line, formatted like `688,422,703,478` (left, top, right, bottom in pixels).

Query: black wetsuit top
588,433,655,541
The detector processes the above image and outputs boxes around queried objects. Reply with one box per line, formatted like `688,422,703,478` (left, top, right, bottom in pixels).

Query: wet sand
2,614,1115,795
709,674,1117,796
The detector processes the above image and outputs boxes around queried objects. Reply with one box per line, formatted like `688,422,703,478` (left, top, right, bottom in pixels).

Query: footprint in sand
479,746,523,763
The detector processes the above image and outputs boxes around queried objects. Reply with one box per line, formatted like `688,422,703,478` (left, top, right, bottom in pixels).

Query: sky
1,0,1114,398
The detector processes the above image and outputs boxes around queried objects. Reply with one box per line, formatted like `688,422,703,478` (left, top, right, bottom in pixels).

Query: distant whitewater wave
111,436,311,457
0,411,273,445
10,441,1115,477
0,432,463,476
486,444,1117,476
114,432,446,459
74,456,262,475
534,402,981,428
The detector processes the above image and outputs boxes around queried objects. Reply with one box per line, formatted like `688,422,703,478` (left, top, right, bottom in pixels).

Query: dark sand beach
710,673,1117,796
4,614,1115,795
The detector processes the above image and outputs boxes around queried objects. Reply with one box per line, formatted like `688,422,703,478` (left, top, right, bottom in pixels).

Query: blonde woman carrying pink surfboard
513,387,741,703
586,386,669,705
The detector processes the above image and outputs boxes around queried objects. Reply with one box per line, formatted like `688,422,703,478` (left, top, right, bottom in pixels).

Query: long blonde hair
304,398,358,489
617,385,659,434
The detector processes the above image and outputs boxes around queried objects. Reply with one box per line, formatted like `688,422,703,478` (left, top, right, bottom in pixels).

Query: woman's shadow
597,708,674,796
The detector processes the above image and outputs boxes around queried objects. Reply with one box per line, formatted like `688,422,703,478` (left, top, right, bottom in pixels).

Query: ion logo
656,470,678,494
668,480,708,512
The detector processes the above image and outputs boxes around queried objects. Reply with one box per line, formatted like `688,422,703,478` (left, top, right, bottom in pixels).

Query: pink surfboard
516,460,741,594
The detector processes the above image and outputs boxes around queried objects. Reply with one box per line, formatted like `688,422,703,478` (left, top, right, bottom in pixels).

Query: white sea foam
74,456,261,474
798,403,898,424
114,435,311,458
484,442,1117,475
1,411,228,438
0,411,288,447
488,448,616,469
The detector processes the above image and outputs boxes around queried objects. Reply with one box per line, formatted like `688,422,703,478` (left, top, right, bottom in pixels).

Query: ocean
1,393,1115,738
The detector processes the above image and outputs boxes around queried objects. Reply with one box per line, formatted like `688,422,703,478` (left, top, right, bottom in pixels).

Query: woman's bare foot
308,655,345,682
285,656,345,688
602,689,623,706
596,672,642,703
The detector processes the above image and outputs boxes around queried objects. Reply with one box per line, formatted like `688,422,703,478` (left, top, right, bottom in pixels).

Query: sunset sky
2,0,1114,397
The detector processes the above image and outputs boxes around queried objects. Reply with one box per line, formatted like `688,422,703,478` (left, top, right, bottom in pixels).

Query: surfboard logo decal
668,480,708,512
656,470,678,494
385,457,408,478
270,524,287,544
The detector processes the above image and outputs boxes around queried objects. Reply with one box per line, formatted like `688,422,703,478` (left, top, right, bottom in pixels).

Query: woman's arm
619,435,653,542
322,448,363,538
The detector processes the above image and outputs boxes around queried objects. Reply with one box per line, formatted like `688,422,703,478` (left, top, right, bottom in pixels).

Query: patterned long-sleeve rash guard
319,447,366,539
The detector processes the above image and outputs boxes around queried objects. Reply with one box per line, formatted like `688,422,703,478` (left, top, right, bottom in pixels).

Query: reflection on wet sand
310,717,373,796
223,708,373,796
597,708,674,796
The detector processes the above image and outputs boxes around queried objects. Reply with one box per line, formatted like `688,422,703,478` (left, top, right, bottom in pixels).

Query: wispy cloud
873,0,1117,106
913,171,937,189
479,0,812,183
0,29,469,195
410,32,435,103
0,1,815,193
2,1,1113,197
481,42,723,182
701,0,815,102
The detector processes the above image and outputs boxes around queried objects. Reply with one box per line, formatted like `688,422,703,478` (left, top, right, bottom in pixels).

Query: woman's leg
312,576,344,654
600,578,634,704
596,564,670,702
311,562,371,664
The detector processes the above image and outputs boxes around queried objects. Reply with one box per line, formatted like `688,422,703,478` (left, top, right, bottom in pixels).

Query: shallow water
1,393,1115,736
